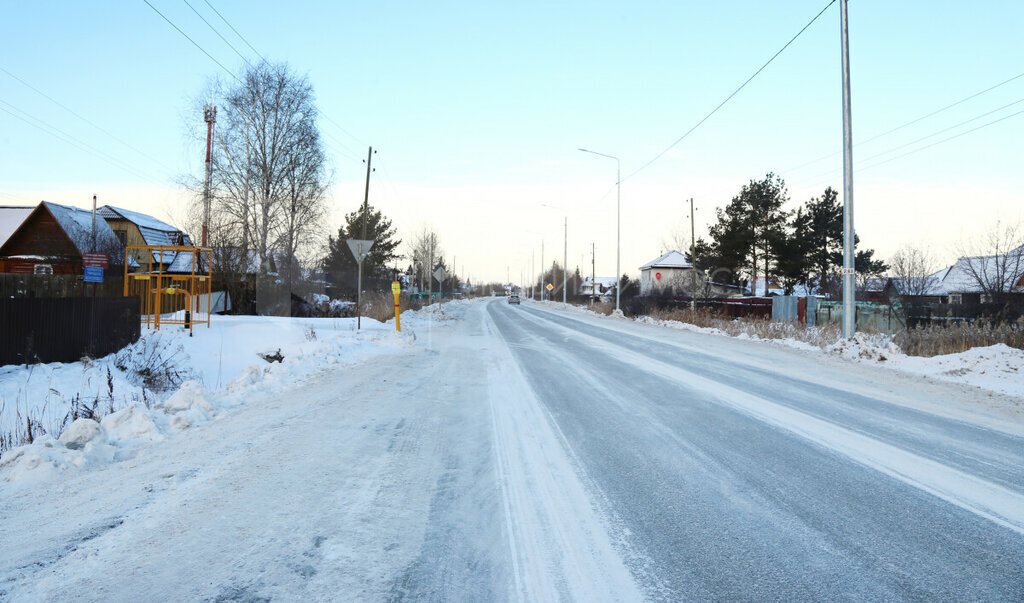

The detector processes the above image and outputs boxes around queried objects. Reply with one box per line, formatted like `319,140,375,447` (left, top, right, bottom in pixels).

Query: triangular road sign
346,239,374,263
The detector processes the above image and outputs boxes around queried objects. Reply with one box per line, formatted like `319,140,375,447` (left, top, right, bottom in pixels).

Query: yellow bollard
392,280,401,332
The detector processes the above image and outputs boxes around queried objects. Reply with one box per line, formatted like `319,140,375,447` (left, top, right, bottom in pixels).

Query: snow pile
884,344,1024,398
1,310,429,482
825,331,903,362
563,302,1024,399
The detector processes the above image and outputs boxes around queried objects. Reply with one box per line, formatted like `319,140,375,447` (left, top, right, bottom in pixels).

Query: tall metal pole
202,105,216,247
592,242,596,305
563,216,567,304
840,0,856,337
690,197,697,311
615,158,620,313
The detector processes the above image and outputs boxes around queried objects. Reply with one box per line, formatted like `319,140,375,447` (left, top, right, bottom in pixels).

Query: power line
142,0,238,81
0,65,176,173
623,0,837,183
858,109,1024,173
187,0,366,149
181,0,252,67
0,101,165,184
787,68,1024,173
800,97,1024,184
857,96,1024,164
202,0,266,63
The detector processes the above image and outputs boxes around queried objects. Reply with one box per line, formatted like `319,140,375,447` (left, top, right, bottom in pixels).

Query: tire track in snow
483,306,645,601
517,305,1024,536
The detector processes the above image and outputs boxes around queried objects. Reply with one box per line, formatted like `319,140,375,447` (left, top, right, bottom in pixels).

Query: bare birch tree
192,61,329,281
888,245,939,296
956,220,1024,301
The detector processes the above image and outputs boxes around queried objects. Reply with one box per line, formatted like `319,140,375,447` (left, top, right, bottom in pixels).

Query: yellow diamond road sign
546,283,553,291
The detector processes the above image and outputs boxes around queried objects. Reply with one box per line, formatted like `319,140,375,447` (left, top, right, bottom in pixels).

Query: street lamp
578,148,621,312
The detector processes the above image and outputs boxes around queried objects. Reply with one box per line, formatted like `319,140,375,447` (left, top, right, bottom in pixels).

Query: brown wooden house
0,201,126,274
98,205,193,270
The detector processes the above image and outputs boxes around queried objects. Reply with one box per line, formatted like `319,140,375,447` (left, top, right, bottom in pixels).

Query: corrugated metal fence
0,297,140,365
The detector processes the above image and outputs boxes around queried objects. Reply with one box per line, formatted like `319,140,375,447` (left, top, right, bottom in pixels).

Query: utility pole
540,240,544,301
562,216,567,304
592,242,596,305
202,105,216,247
91,194,97,252
357,146,374,329
690,197,697,311
840,0,856,337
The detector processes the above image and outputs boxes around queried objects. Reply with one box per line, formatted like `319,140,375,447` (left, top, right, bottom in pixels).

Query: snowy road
2,298,1023,600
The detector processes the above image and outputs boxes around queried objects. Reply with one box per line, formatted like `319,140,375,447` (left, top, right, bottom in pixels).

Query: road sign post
391,280,401,332
346,239,374,330
432,267,447,300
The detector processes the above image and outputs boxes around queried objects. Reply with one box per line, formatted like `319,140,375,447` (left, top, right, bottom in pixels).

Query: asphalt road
488,299,1024,600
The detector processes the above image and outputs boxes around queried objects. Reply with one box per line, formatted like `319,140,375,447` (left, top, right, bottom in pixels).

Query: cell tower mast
202,104,217,247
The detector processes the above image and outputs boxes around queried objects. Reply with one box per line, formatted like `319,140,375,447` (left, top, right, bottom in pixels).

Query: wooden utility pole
690,197,697,311
357,146,374,329
591,242,596,305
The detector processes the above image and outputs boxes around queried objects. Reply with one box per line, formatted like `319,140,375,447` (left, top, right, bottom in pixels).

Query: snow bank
554,301,1024,399
0,306,438,483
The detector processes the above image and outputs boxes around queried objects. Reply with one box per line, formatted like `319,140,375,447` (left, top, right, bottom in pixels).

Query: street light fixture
578,148,621,312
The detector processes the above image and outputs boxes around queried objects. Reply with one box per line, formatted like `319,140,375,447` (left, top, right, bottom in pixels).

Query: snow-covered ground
564,301,1024,400
1,298,1022,599
0,307,445,479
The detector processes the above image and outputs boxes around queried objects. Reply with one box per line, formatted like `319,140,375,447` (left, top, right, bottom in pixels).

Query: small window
114,229,127,246
949,293,962,305
33,263,53,275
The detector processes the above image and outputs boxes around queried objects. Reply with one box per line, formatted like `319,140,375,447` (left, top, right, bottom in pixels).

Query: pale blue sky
2,1,1022,283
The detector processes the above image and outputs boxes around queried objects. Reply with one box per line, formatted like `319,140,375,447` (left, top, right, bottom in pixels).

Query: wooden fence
0,273,125,298
0,297,140,365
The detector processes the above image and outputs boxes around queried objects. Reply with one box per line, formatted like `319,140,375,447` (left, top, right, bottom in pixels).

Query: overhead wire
622,0,837,183
786,68,1024,173
181,0,252,67
142,0,238,81
201,0,266,62
799,96,1024,185
858,109,1024,173
0,101,165,184
0,65,177,173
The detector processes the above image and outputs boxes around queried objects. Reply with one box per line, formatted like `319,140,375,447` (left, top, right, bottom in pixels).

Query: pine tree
324,204,401,295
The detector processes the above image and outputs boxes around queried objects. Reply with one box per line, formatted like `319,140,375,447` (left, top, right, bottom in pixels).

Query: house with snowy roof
98,205,193,270
885,246,1024,304
579,276,617,298
0,201,127,274
0,206,34,248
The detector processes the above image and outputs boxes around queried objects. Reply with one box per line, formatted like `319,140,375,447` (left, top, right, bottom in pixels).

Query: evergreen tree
802,187,844,293
709,173,790,291
324,204,401,295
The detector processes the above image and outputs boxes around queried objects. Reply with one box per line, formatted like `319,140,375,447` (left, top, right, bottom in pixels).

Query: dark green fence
0,297,140,365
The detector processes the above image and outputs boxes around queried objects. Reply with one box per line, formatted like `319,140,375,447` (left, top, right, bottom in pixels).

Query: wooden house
0,201,125,274
98,205,193,270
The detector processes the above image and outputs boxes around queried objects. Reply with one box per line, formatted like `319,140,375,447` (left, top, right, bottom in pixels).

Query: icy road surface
2,298,1024,600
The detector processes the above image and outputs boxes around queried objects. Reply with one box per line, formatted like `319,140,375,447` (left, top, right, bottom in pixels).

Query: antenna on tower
202,104,217,247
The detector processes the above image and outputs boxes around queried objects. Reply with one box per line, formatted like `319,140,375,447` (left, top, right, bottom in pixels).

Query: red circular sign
655,272,662,280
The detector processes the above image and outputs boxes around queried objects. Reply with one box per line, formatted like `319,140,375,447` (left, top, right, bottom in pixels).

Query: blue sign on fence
84,266,104,283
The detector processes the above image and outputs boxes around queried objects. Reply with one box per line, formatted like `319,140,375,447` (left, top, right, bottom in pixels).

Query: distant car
508,295,520,305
